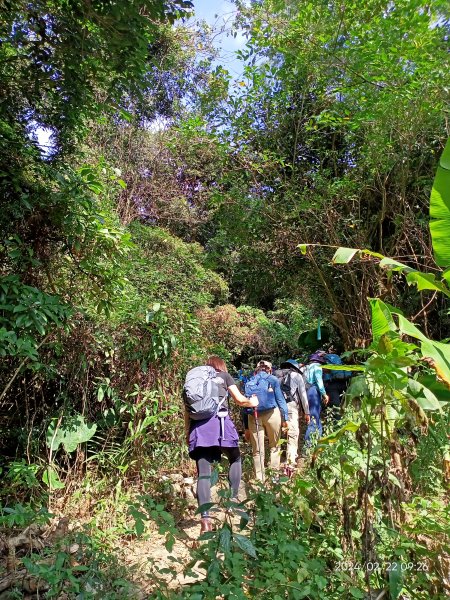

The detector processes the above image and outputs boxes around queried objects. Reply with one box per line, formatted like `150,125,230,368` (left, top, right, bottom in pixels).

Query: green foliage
0,0,193,146
203,0,450,344
148,477,331,599
430,137,450,268
1,2,449,598
128,495,177,551
5,461,40,489
46,413,97,454
88,386,181,479
0,503,52,528
0,275,71,360
195,300,317,364
124,222,228,315
21,524,141,599
42,466,65,491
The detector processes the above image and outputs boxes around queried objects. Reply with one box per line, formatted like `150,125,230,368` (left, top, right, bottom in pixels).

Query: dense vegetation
0,0,449,598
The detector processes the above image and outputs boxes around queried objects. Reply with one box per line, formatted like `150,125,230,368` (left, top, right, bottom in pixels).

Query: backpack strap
216,393,228,440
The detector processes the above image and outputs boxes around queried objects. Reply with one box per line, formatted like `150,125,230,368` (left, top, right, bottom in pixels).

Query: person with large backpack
274,359,310,469
183,355,258,534
304,351,329,450
244,360,289,482
323,351,351,421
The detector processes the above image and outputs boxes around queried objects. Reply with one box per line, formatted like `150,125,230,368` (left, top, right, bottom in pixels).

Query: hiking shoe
200,517,213,534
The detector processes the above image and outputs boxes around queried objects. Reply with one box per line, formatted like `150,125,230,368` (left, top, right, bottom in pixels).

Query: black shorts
189,445,241,463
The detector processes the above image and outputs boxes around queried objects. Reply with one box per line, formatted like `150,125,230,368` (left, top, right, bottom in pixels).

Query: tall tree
202,0,450,344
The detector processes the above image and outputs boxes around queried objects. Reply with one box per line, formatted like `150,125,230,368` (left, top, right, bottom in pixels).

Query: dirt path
121,478,251,596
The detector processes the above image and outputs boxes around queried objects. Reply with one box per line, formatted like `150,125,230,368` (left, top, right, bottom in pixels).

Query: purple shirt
188,413,239,452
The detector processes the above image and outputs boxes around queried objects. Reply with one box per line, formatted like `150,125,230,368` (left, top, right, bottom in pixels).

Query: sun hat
308,352,327,364
280,359,303,372
257,360,272,370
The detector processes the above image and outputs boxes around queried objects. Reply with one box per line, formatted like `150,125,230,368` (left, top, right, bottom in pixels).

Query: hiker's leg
325,381,342,424
223,446,241,498
304,387,321,448
286,402,299,466
195,447,220,516
196,457,212,516
248,414,265,481
334,380,347,422
264,408,282,472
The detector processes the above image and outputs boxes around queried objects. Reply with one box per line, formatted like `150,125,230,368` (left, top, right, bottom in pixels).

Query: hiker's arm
295,373,310,416
228,385,258,408
313,365,326,396
315,367,329,403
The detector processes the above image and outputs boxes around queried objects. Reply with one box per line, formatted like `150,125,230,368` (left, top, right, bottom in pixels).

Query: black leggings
192,446,241,517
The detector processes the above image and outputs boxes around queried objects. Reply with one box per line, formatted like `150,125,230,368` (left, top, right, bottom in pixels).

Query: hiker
323,350,352,422
244,360,289,482
183,355,258,534
274,359,310,469
304,351,329,449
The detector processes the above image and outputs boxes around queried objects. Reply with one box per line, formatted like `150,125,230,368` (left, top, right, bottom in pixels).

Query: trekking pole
253,408,265,481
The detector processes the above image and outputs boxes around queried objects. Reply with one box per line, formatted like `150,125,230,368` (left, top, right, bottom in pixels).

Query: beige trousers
286,401,300,466
248,408,282,481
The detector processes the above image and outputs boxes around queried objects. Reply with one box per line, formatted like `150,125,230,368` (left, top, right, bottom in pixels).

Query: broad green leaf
46,414,97,453
379,257,414,272
195,502,215,515
234,533,257,558
369,298,396,338
318,421,360,445
389,563,403,600
379,255,450,297
430,138,450,267
385,403,400,424
134,517,145,536
421,340,450,389
418,375,450,404
395,314,450,386
368,415,382,435
298,244,308,254
210,468,219,486
219,525,232,552
42,466,65,490
388,473,402,488
408,379,442,411
395,314,427,343
405,272,450,297
332,247,359,264
346,375,369,399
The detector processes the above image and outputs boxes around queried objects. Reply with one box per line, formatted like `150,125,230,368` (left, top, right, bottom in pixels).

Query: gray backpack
183,366,225,421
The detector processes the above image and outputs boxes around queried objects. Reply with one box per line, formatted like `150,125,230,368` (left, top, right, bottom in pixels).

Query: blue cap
280,359,302,372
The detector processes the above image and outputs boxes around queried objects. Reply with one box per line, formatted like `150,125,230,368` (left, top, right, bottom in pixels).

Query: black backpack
273,368,295,403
